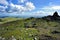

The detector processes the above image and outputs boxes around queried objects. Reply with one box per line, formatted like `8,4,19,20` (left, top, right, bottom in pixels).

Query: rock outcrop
42,11,60,21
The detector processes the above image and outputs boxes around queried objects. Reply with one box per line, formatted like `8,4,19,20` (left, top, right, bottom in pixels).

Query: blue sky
0,0,60,17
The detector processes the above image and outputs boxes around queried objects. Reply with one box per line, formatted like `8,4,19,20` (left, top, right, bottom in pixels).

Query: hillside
0,12,60,40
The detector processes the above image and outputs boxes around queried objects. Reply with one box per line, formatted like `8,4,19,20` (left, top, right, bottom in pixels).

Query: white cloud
20,0,27,3
52,6,60,10
0,0,8,5
31,2,60,16
0,6,7,12
7,3,25,13
7,2,35,13
33,10,54,16
45,2,60,10
18,0,27,3
42,5,60,10
37,5,60,16
0,0,35,13
26,2,35,11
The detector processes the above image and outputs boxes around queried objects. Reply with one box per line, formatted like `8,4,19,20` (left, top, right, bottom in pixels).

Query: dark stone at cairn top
53,11,59,17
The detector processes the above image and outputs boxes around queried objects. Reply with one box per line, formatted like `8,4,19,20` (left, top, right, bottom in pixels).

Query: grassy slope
0,18,60,40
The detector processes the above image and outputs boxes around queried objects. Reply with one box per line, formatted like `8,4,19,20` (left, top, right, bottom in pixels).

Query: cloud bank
34,4,60,16
0,0,35,13
0,0,8,5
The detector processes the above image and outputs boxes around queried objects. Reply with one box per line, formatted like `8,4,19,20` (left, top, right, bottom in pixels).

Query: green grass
0,18,23,24
0,28,38,40
0,17,60,40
